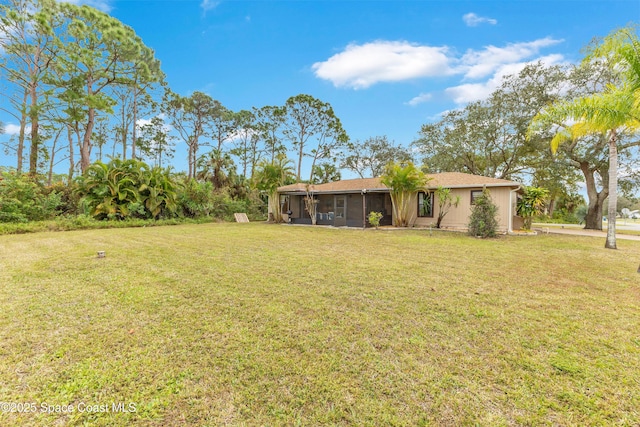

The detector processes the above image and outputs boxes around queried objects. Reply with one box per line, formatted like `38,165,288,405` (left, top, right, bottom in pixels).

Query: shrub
177,179,217,218
0,172,62,222
468,188,499,238
517,186,549,230
368,211,383,229
176,178,264,221
45,181,81,216
76,159,179,220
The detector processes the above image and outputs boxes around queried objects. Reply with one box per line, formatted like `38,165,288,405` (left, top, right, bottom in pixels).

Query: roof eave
279,188,389,195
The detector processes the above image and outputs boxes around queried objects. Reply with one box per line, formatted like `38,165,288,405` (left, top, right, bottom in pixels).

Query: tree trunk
121,106,127,160
80,106,95,173
28,80,39,176
547,198,556,217
242,143,248,179
580,161,607,230
80,78,96,173
584,201,604,229
16,87,29,174
111,133,117,159
67,126,75,182
297,144,303,182
269,191,282,223
47,130,61,186
132,85,137,160
605,130,617,249
188,143,194,179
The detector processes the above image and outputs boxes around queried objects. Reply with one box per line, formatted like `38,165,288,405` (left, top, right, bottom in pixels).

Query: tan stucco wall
412,187,519,232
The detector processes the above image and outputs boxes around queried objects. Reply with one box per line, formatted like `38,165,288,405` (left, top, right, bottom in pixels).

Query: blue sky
2,0,639,177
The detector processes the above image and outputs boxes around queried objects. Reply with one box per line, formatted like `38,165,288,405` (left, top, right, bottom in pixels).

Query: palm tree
530,26,640,249
533,89,639,249
380,162,429,227
517,186,550,230
253,154,294,223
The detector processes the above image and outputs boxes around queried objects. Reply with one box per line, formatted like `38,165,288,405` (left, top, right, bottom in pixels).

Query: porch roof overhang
278,188,390,196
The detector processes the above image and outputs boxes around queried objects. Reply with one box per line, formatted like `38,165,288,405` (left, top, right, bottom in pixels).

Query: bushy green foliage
0,172,62,222
367,211,383,229
517,186,550,230
177,179,217,218
434,186,460,228
252,155,294,223
177,178,264,221
44,181,81,216
76,159,178,220
380,161,429,227
140,166,179,219
1,159,265,227
468,188,499,238
535,209,582,224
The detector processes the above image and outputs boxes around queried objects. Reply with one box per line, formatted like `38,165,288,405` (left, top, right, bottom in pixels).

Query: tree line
0,0,356,186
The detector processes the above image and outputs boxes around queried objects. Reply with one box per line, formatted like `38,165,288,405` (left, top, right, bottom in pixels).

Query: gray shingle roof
278,172,520,193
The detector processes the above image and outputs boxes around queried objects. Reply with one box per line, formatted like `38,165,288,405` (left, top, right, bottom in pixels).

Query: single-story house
276,172,525,233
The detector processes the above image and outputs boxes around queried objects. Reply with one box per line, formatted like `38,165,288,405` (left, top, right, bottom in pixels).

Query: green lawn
1,223,639,426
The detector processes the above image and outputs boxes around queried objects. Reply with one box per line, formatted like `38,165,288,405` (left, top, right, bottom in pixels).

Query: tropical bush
76,159,179,220
140,166,179,219
434,186,460,228
44,181,81,216
176,178,263,221
0,172,62,222
177,178,218,218
252,155,294,223
468,188,499,238
380,162,429,227
367,211,383,229
517,186,550,230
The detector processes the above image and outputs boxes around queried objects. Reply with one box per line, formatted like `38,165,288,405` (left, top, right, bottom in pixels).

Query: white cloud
312,41,454,89
406,93,433,107
136,114,172,134
227,127,258,144
313,37,563,92
422,109,456,123
3,123,30,136
314,36,567,107
458,37,563,79
445,83,495,104
463,13,497,27
201,0,220,13
446,53,567,104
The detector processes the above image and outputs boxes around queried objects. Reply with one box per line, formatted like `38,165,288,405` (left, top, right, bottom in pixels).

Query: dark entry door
334,195,346,226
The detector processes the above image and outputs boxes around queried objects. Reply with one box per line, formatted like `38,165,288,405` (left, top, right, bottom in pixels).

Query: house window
470,190,483,205
418,191,434,217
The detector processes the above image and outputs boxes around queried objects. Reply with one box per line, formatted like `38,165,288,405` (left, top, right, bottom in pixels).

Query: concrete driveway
532,223,640,241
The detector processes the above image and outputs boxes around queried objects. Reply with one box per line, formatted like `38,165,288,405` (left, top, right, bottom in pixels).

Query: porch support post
361,190,367,228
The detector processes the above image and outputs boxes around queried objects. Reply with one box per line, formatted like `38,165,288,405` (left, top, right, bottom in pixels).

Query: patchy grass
0,223,639,426
0,216,225,236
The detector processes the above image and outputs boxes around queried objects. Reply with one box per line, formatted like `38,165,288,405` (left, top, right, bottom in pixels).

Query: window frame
417,191,434,218
470,190,483,205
